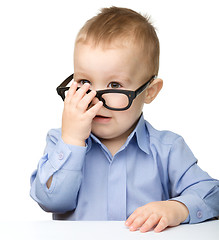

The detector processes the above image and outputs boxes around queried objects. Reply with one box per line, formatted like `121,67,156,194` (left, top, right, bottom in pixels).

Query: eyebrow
74,72,91,79
107,74,131,83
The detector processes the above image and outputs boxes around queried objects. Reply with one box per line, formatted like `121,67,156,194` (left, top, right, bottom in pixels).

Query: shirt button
197,210,202,219
58,152,64,160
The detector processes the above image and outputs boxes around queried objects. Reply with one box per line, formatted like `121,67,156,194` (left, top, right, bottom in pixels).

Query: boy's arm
167,136,219,223
30,81,103,213
126,136,219,232
30,129,87,213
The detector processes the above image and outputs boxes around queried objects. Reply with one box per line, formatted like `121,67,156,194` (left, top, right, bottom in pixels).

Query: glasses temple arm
135,75,156,96
57,74,74,88
56,74,74,98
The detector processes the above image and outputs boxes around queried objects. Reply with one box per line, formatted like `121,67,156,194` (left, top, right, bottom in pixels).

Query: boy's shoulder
144,119,182,146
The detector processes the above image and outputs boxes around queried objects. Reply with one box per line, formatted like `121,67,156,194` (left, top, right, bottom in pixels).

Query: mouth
93,115,112,123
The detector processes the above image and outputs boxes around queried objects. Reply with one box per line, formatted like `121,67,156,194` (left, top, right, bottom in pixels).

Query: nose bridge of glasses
95,90,102,99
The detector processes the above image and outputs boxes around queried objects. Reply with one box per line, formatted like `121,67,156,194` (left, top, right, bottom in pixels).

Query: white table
0,220,218,240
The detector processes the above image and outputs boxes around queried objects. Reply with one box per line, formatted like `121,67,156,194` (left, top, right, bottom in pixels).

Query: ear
144,78,163,104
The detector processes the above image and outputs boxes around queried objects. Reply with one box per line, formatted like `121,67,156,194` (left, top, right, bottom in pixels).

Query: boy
30,7,219,233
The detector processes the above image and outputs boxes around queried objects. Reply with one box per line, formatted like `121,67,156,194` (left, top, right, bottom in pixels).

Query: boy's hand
61,82,103,146
125,200,189,233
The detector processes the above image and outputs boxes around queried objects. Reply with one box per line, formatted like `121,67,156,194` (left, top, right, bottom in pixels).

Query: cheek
115,100,144,124
130,96,145,114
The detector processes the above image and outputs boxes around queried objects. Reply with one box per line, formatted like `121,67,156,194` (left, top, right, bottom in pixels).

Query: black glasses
56,74,156,111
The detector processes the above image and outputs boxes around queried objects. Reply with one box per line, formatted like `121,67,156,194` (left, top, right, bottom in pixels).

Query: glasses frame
56,74,156,111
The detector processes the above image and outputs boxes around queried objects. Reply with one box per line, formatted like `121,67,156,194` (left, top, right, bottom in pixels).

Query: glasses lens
101,93,129,109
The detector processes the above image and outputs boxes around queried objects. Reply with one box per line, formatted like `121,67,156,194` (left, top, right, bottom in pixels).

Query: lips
93,115,111,123
95,115,109,118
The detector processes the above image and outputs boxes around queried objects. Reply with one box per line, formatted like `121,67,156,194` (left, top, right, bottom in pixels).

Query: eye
78,79,91,86
108,82,122,89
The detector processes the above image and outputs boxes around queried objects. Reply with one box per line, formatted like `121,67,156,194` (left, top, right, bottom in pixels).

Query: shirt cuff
171,193,211,224
48,137,87,171
38,137,87,185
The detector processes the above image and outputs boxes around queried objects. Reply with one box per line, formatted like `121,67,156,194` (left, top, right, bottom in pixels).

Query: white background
0,0,218,221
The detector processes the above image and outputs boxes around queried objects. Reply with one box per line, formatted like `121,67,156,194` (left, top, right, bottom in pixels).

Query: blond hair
76,6,159,76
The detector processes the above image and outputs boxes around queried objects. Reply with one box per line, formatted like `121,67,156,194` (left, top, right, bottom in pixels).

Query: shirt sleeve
168,136,219,224
30,129,87,214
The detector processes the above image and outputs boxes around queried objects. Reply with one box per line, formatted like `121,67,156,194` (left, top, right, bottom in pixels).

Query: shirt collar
86,133,102,153
87,113,150,155
127,113,150,154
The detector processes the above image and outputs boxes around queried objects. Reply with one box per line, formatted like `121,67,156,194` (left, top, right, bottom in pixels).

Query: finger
73,83,90,102
66,83,90,105
125,211,139,227
78,90,97,110
125,207,149,229
154,216,169,233
65,82,77,103
140,213,160,233
86,101,103,119
129,215,148,231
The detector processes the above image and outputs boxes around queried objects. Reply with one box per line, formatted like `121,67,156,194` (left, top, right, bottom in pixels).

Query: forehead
74,42,148,84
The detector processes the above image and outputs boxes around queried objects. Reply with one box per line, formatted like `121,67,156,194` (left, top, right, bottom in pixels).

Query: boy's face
74,41,155,143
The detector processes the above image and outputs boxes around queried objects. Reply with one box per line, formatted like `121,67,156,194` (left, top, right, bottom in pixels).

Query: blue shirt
30,115,219,223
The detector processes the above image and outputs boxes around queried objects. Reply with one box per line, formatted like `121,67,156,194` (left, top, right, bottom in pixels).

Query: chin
92,131,113,140
91,127,116,140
